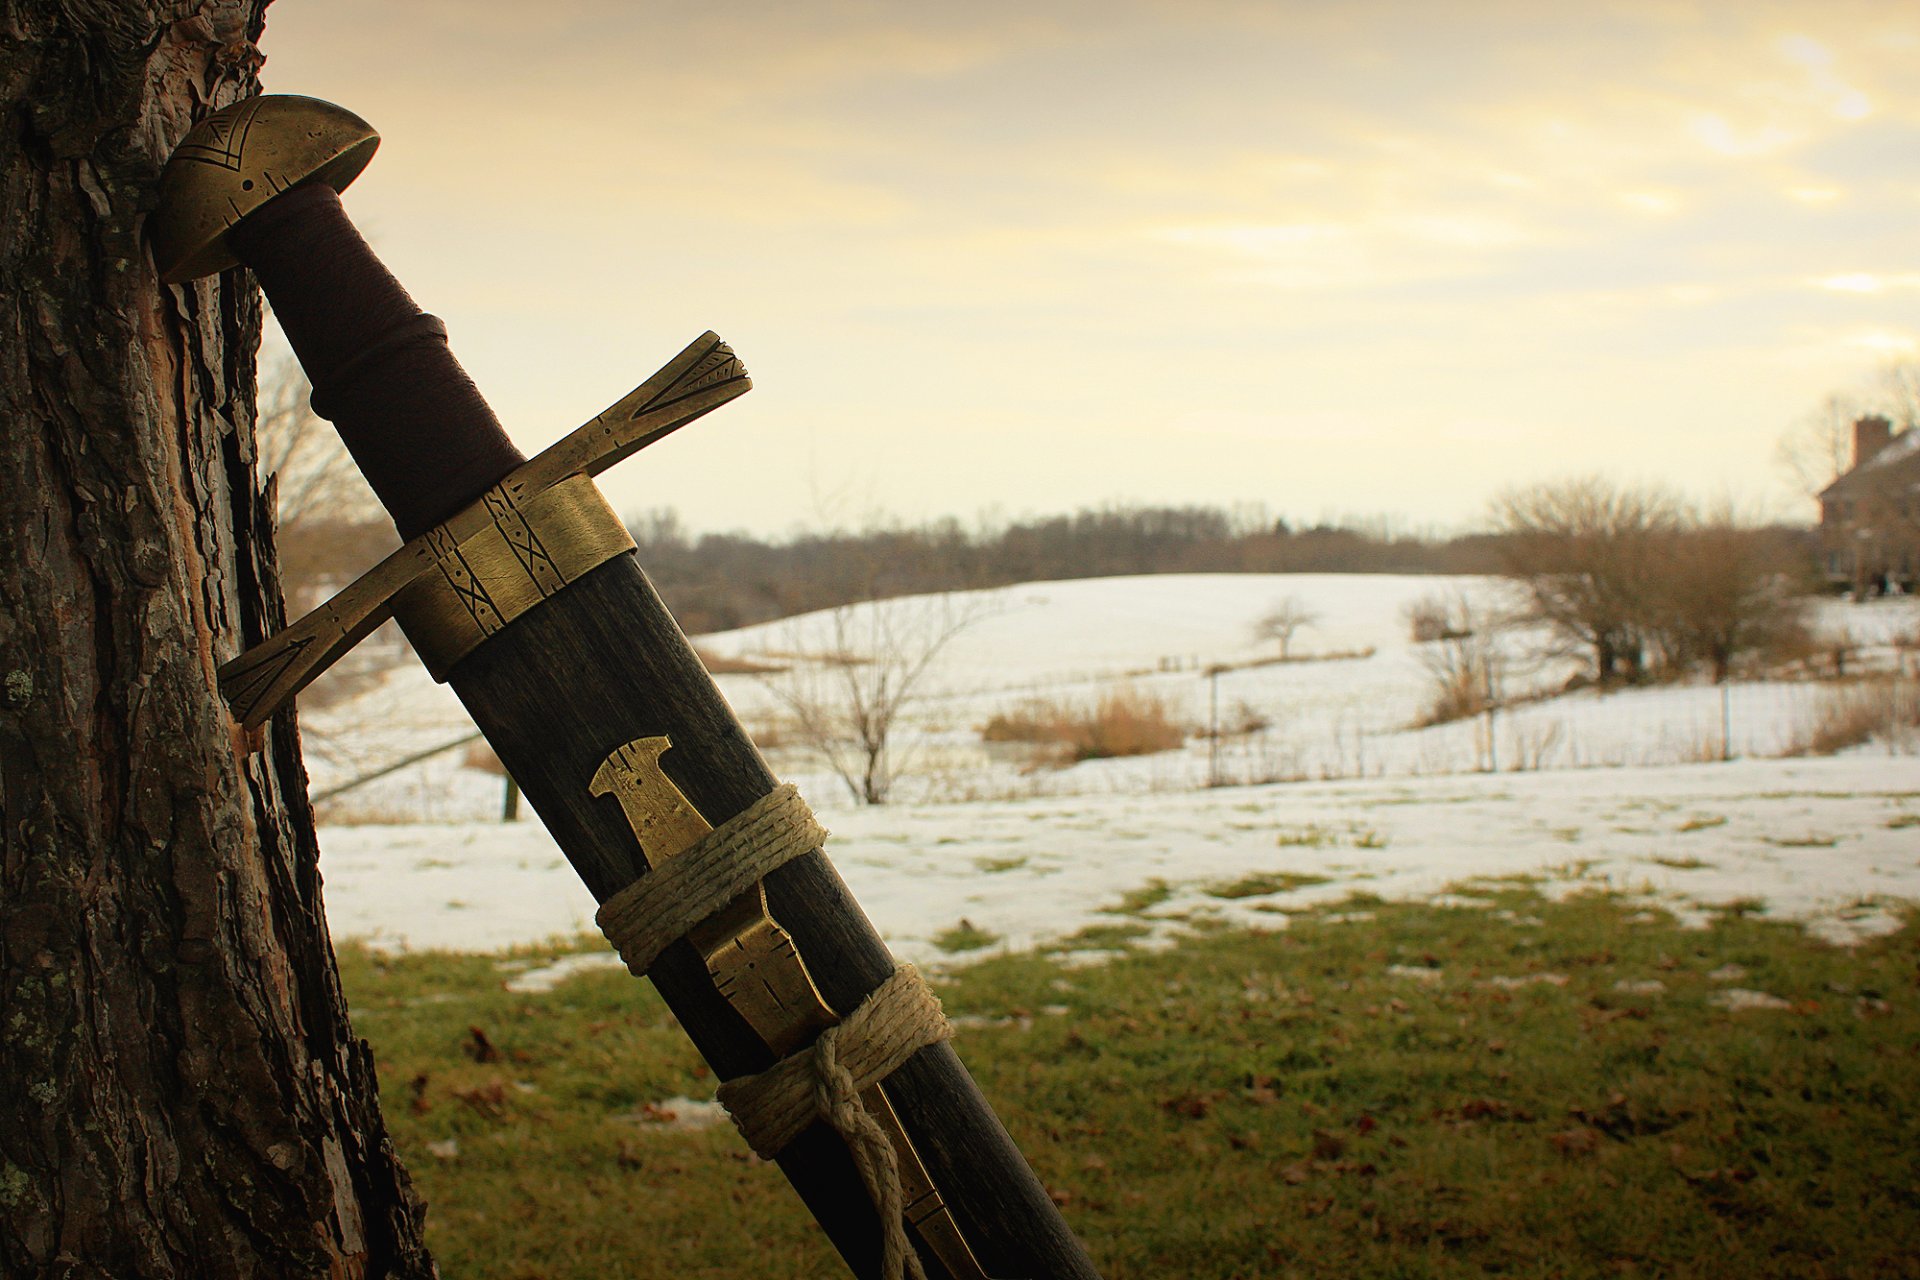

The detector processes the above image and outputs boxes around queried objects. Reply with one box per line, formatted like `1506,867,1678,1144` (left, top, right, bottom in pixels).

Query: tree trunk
0,6,433,1277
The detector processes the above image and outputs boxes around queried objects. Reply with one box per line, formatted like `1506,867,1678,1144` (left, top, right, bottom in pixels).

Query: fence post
502,774,521,822
1484,660,1498,774
1207,665,1222,787
1721,681,1733,762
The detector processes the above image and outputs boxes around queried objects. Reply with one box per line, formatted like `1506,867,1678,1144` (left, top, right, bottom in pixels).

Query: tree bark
0,5,433,1276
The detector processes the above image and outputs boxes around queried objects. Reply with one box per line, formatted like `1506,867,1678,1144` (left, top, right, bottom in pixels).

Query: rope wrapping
594,783,826,975
718,965,952,1280
593,784,953,1280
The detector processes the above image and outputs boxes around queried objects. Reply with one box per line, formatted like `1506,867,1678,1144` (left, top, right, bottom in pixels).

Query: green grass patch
1052,920,1154,951
972,855,1029,874
1103,879,1173,915
1678,814,1729,833
1649,854,1715,870
1204,871,1334,899
341,892,1920,1280
932,919,1002,953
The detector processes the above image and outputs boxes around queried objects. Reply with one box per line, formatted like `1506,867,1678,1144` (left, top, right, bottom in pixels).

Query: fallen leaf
1161,1091,1215,1120
1548,1126,1602,1158
464,1026,500,1063
452,1080,509,1118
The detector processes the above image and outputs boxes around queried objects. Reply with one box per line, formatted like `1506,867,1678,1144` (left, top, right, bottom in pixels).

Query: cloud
253,0,1920,534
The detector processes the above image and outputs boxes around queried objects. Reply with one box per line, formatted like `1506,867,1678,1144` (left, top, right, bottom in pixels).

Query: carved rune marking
174,96,260,172
422,523,504,633
222,633,316,714
483,489,565,596
634,338,746,418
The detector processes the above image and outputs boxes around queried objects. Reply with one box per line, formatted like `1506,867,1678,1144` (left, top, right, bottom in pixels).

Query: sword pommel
150,95,378,283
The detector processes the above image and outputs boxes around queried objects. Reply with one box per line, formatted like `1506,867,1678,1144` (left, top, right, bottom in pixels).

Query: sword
151,95,1100,1280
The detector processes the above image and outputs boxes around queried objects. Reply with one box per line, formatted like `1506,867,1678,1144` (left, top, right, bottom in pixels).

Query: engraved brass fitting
151,95,379,283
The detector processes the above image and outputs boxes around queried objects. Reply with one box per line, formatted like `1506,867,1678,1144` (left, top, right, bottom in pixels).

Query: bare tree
1253,594,1320,659
1491,476,1685,685
256,353,397,613
760,593,990,804
1645,513,1811,683
1776,393,1864,498
0,11,430,1276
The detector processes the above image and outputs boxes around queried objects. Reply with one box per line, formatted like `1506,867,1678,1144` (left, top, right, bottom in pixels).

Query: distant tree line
627,505,1517,635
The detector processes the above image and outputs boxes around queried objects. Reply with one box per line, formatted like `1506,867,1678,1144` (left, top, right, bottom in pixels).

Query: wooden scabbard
443,551,1101,1280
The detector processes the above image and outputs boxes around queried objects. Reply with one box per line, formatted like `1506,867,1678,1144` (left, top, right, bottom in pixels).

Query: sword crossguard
218,332,749,730
149,96,752,730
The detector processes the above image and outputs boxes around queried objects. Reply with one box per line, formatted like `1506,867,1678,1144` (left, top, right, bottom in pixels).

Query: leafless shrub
760,593,992,804
256,353,396,613
1504,719,1565,771
1412,592,1508,727
1404,593,1470,643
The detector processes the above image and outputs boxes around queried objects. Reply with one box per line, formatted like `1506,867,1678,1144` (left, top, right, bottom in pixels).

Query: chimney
1853,415,1893,469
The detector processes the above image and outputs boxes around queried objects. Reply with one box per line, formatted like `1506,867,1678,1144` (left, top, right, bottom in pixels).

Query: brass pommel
150,94,378,283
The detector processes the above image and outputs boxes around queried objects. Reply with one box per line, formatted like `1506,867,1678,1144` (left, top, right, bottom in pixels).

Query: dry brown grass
1783,676,1919,756
982,686,1188,763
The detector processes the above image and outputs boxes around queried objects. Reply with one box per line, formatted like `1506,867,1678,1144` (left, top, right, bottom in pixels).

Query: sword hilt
151,96,749,726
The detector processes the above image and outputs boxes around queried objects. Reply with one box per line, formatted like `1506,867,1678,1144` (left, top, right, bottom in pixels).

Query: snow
303,575,1920,961
319,755,1920,959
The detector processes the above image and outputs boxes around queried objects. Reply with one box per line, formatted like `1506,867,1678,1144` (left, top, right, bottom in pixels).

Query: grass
1204,871,1334,899
932,919,1002,953
1103,880,1174,915
1783,674,1920,756
339,891,1920,1280
981,686,1188,762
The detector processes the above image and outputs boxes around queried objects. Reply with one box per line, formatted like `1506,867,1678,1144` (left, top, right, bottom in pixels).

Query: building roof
1820,427,1920,502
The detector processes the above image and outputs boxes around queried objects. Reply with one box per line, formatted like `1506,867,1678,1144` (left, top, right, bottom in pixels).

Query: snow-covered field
302,575,1919,957
323,757,1920,961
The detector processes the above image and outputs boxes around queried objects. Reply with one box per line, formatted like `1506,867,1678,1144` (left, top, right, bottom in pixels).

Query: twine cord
595,783,825,975
720,966,951,1280
594,786,953,1279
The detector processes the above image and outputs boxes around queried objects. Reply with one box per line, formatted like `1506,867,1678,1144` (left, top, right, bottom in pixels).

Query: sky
254,1,1920,537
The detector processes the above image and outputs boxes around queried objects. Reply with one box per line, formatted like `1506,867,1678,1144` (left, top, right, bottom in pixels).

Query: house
1819,414,1920,595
